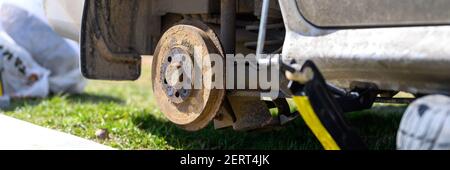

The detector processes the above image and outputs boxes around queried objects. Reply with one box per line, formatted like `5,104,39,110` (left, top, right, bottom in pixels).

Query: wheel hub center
161,47,192,103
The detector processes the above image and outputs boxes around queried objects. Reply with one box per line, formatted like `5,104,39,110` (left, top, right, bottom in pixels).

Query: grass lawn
2,57,407,150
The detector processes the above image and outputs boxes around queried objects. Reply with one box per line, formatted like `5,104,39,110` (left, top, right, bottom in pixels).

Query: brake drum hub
152,21,225,131
161,47,192,103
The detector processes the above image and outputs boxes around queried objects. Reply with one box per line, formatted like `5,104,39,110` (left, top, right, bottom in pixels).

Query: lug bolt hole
168,56,172,62
175,91,180,98
179,74,184,82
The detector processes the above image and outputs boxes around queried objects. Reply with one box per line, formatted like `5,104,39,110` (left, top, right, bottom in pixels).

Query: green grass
1,57,407,150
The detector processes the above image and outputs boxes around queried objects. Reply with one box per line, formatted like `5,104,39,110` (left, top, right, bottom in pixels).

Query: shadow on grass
64,93,125,104
348,105,407,149
132,104,407,150
2,98,45,112
2,93,125,111
131,112,321,150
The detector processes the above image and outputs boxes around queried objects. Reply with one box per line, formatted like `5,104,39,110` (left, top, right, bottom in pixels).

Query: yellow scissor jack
293,96,341,150
283,60,370,150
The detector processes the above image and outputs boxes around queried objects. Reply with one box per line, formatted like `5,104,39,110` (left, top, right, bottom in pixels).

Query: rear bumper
280,0,450,94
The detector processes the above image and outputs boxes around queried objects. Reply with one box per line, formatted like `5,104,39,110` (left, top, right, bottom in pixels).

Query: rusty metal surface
280,0,450,95
213,99,236,129
227,96,279,131
152,20,225,131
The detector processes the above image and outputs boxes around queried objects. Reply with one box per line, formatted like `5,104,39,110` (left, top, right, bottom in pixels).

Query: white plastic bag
0,31,50,98
0,0,48,24
0,2,86,95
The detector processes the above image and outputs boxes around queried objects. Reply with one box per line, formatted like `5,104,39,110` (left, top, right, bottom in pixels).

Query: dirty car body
46,0,450,131
282,0,450,95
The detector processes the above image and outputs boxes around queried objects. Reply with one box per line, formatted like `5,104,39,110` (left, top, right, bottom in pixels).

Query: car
44,0,450,149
